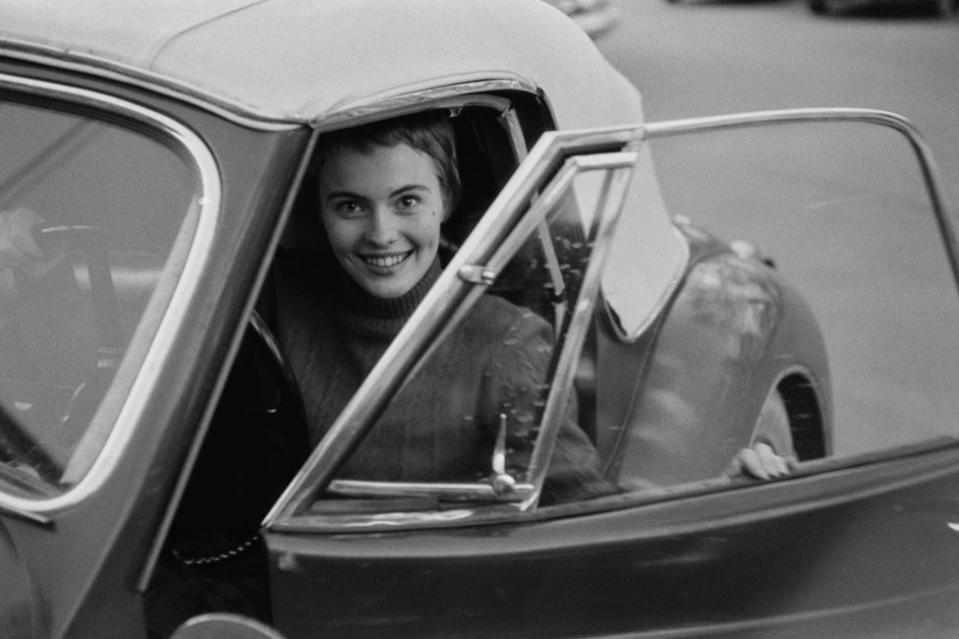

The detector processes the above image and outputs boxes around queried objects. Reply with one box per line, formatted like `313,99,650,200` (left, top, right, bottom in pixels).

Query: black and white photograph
0,0,957,637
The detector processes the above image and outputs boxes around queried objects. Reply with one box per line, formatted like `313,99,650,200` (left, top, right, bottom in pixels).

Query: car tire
937,0,956,18
808,0,830,14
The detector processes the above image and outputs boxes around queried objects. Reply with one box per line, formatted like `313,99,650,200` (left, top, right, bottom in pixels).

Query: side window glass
0,91,204,495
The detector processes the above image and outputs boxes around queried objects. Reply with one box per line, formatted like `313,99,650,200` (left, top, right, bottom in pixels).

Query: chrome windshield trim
0,73,221,513
643,107,958,290
266,125,644,528
327,479,535,501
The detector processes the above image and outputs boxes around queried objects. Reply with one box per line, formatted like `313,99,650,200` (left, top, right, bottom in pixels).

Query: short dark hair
315,110,461,213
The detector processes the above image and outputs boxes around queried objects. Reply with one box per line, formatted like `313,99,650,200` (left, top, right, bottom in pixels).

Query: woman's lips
360,250,413,271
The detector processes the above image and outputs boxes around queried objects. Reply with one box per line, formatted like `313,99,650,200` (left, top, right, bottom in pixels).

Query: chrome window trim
0,72,221,512
520,153,638,504
326,478,535,501
266,125,645,531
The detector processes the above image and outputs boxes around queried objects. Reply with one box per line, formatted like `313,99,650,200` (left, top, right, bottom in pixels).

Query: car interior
164,98,615,536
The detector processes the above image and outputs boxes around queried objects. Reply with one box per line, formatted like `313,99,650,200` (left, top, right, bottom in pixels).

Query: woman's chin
357,275,416,299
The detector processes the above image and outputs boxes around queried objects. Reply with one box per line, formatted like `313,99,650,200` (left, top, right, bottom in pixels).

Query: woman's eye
396,195,420,210
333,200,362,215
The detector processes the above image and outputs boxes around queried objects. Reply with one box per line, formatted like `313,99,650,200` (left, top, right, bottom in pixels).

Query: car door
259,112,959,639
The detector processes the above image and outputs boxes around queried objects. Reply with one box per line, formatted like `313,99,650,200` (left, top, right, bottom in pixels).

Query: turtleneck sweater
277,250,613,504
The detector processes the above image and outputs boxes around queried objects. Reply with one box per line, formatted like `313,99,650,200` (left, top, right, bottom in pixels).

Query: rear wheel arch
776,372,828,461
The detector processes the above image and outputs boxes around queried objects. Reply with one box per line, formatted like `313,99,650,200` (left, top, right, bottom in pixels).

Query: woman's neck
337,258,443,322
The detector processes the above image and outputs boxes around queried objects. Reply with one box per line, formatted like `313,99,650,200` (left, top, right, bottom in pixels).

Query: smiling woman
276,111,614,499
315,113,456,300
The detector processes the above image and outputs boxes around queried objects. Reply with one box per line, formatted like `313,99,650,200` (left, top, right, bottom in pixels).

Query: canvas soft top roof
0,0,644,129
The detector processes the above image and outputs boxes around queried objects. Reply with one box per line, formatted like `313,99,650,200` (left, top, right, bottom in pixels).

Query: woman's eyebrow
389,184,429,198
325,190,365,201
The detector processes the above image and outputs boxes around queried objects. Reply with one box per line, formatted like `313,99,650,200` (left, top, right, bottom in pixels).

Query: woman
277,111,615,503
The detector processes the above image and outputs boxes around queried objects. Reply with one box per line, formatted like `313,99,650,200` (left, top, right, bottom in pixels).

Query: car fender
612,235,830,489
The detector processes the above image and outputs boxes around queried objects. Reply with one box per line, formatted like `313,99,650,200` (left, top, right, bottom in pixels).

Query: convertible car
0,1,957,638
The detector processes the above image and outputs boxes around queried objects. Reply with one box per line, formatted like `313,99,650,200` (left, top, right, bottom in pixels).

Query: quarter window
0,89,205,495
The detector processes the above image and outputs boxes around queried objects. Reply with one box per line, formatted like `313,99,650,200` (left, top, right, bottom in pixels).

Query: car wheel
808,0,830,14
937,0,956,18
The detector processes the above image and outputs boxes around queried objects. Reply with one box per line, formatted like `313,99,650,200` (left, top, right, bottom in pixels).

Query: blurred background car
544,0,621,38
806,0,955,17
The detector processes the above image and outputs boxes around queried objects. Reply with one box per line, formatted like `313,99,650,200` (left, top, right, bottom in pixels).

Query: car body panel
0,61,313,637
266,444,959,638
609,225,831,489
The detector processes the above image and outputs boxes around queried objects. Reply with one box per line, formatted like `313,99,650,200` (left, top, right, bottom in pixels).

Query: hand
725,442,794,480
0,208,63,278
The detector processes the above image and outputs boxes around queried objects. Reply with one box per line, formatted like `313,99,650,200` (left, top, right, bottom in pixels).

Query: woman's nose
363,207,397,245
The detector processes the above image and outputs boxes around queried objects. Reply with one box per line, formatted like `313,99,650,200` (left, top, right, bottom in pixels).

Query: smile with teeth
360,250,413,270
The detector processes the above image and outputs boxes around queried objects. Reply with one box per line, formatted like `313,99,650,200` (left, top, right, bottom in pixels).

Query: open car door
258,111,959,639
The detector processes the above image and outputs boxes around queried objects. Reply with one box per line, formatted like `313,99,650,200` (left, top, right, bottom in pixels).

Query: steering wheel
0,403,63,485
0,225,119,487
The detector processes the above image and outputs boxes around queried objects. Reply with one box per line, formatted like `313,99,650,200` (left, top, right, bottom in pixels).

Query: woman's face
318,142,447,299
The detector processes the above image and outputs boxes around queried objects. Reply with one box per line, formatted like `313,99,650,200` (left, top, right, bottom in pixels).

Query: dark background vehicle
807,0,955,18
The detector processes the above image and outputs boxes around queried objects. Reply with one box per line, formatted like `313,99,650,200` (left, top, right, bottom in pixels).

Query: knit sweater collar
335,259,443,330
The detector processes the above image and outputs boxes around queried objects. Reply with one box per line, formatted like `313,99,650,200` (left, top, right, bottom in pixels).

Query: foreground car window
0,93,201,495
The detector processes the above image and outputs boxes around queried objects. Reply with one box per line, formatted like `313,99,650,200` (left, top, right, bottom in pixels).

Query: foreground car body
0,1,957,638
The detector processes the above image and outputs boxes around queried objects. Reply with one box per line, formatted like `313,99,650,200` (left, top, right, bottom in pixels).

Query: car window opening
0,95,201,495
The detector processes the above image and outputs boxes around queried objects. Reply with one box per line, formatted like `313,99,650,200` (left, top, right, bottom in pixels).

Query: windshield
0,94,202,496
